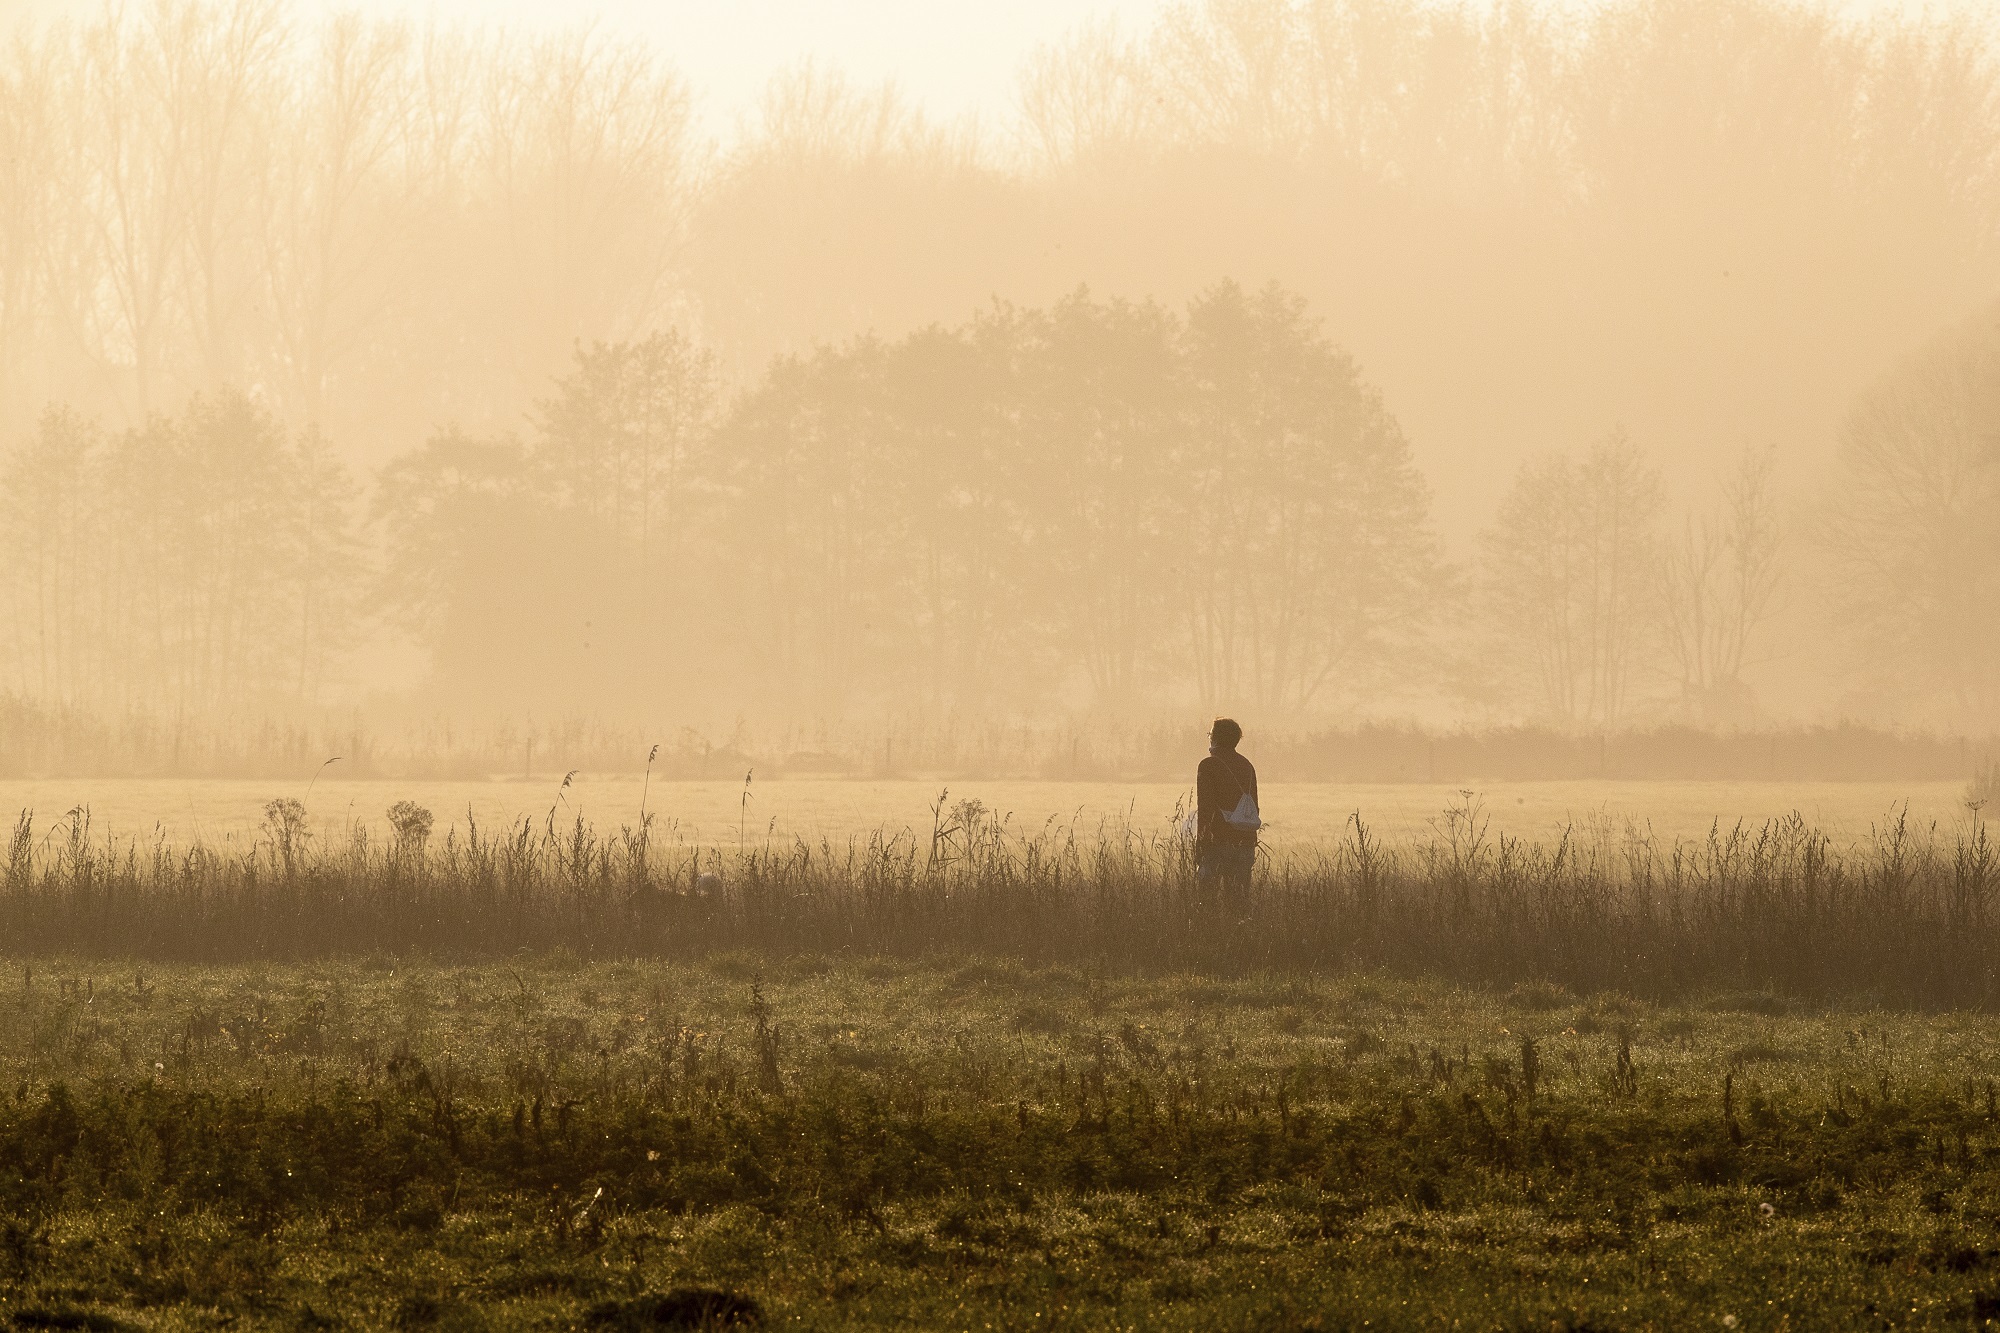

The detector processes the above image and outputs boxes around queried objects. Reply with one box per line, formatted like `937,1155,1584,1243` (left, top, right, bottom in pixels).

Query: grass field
1,786,1993,1328
4,956,2000,1329
0,776,1974,851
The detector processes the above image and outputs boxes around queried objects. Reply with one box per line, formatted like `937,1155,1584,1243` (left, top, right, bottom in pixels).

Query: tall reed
1,799,1993,1005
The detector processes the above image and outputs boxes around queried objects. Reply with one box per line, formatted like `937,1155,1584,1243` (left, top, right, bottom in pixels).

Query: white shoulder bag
1220,767,1261,832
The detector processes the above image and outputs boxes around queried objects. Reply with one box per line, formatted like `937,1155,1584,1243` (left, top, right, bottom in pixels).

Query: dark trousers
1195,840,1255,901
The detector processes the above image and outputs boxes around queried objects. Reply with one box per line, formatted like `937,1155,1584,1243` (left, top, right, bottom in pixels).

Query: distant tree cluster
1823,308,2000,723
2,288,1993,728
1476,305,2000,729
372,331,719,712
372,285,1442,717
1479,436,1783,729
0,395,359,713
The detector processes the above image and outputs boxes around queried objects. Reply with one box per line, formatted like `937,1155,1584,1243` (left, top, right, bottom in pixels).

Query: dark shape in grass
585,1289,764,1328
1507,980,1572,1011
390,1294,480,1329
393,1296,446,1328
1928,1245,1994,1273
10,1310,127,1332
1010,1002,1068,1035
484,1267,610,1299
1706,992,1792,1016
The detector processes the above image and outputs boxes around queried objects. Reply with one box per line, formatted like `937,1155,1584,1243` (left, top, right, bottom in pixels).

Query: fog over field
2,0,1998,760
10,10,2000,1327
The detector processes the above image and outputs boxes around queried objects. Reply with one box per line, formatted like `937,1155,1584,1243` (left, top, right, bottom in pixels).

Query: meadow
5,956,2000,1329
1,789,1996,1328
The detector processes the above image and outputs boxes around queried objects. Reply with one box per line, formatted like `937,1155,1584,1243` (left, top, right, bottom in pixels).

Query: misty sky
16,0,1981,137
5,0,2000,729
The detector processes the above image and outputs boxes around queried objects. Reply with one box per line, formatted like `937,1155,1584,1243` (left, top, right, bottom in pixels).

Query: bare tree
1482,433,1664,728
1825,305,2000,725
42,2,281,415
687,65,1010,371
1149,0,1308,155
1660,448,1781,721
471,30,697,397
260,13,412,427
1016,20,1158,170
0,408,103,702
68,6,188,416
166,0,283,392
0,36,58,433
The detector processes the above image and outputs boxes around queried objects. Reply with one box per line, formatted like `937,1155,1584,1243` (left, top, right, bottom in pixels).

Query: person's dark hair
1210,717,1243,749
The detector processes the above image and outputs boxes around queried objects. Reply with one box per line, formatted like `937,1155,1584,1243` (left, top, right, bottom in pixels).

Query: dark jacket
1196,750,1258,846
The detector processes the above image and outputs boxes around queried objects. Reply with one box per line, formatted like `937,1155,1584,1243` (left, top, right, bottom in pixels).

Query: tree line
4,281,1993,728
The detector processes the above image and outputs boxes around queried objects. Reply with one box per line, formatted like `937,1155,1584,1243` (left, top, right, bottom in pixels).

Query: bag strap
1214,754,1250,804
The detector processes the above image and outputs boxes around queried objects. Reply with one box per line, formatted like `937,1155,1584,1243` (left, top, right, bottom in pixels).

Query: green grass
5,956,2000,1329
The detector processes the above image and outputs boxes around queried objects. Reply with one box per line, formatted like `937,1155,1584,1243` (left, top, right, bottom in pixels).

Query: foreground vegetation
7,956,2000,1328
3,799,1995,1003
4,808,1999,1327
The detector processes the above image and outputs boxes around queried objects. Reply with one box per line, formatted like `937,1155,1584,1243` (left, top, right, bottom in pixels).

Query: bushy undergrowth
2,799,1996,1006
4,960,2000,1327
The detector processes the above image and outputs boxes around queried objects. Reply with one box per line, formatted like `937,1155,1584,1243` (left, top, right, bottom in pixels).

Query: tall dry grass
1,795,1994,1005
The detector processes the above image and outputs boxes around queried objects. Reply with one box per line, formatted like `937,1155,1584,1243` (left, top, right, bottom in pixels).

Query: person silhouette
1195,717,1258,901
